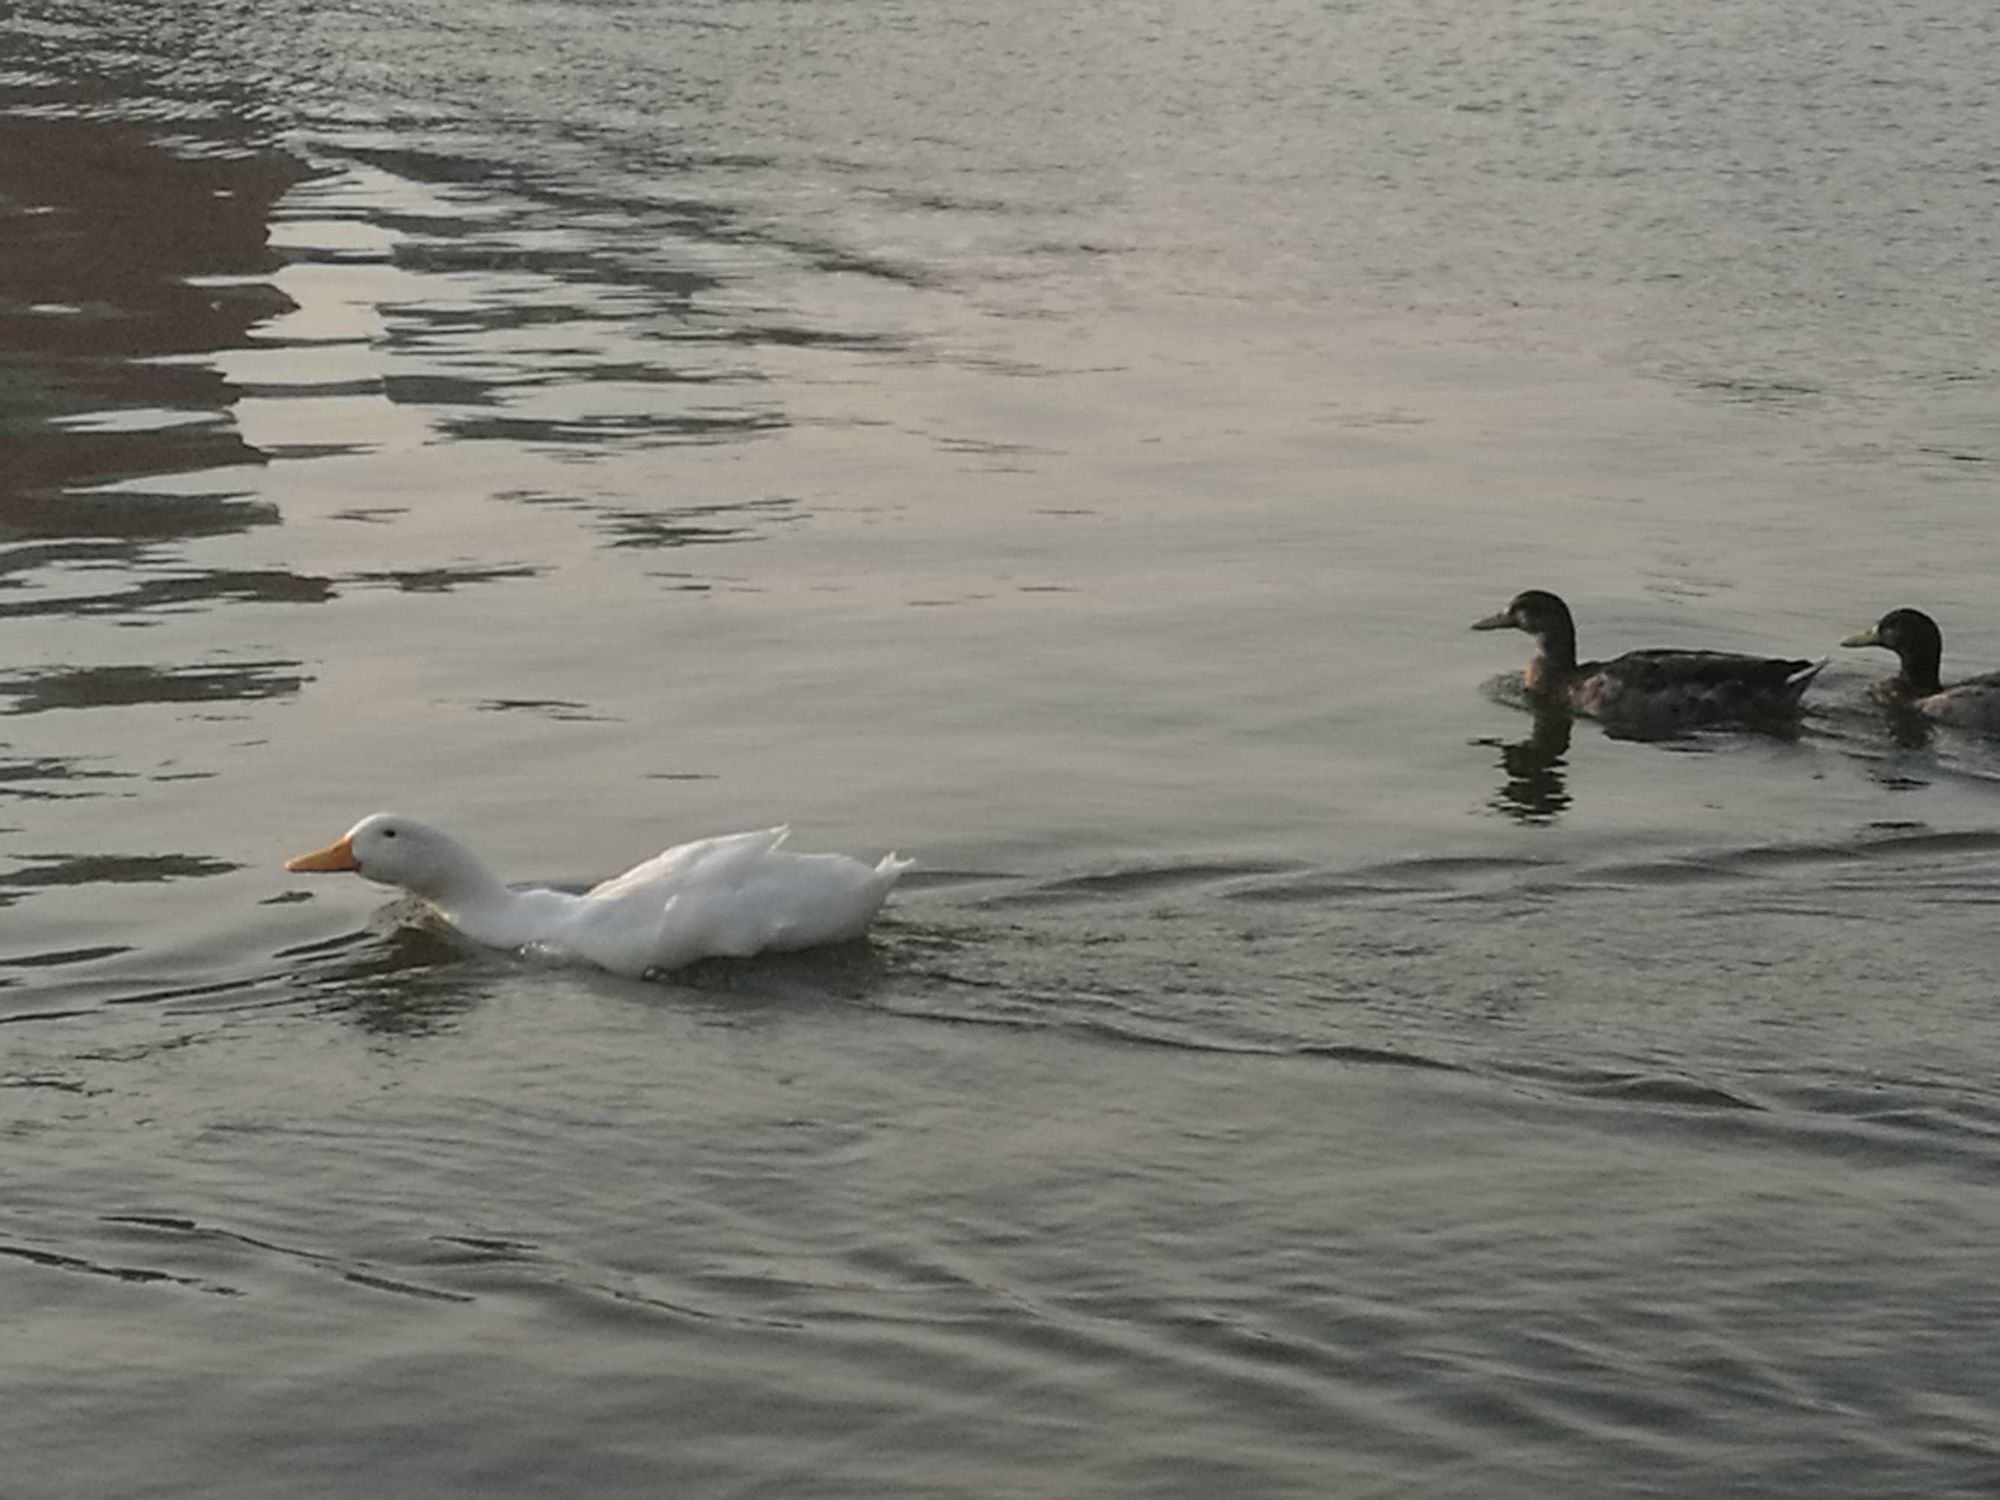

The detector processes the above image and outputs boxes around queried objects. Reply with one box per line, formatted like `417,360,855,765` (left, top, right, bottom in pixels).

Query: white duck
284,813,912,977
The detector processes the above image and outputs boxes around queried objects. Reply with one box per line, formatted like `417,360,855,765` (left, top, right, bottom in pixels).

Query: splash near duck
1842,608,2000,731
1473,589,1824,733
285,814,912,978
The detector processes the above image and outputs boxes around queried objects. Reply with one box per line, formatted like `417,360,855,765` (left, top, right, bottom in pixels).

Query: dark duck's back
1473,589,1824,730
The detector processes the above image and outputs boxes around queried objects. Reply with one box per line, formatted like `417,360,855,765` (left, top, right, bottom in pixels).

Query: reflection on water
1597,701,1809,747
583,494,799,552
0,753,129,800
1883,703,1939,753
0,661,307,714
1483,707,1573,825
0,7,309,977
0,850,238,891
0,488,276,543
0,849,238,914
0,107,299,538
346,563,540,594
0,564,330,618
283,920,488,1037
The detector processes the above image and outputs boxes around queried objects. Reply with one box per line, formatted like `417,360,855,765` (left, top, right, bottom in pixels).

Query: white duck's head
285,813,499,904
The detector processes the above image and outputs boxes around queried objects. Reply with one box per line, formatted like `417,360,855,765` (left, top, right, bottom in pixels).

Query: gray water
6,1,2000,1493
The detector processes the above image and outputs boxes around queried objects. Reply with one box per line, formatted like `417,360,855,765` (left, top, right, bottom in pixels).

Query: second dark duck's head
1842,607,1943,691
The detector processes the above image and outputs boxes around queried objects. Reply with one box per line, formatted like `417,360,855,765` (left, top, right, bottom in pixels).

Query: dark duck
1841,607,2000,731
1472,589,1825,730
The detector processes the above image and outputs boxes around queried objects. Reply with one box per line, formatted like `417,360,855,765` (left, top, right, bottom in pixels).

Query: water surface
6,1,2000,1493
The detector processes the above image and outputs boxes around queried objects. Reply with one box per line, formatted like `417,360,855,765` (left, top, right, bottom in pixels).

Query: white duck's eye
383,828,398,839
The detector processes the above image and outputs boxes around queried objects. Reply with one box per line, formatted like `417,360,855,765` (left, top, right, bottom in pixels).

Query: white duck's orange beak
285,835,358,873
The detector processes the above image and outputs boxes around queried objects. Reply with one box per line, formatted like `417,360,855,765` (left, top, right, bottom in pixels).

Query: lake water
6,1,2000,1493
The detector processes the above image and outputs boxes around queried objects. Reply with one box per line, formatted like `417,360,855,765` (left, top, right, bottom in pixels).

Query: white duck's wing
583,826,791,903
707,847,910,954
569,827,909,975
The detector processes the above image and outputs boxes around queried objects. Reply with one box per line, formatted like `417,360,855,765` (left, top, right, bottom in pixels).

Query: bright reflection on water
6,0,2000,1494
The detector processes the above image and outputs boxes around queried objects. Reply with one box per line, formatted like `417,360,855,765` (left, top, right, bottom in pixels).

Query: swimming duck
285,813,912,978
1472,589,1824,729
1841,608,2000,730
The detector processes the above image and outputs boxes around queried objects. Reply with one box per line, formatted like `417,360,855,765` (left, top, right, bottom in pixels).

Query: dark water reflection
0,850,237,893
0,752,129,800
0,566,330,618
1483,708,1574,825
281,920,490,1037
1882,703,1941,753
0,661,307,714
0,488,277,543
0,111,299,524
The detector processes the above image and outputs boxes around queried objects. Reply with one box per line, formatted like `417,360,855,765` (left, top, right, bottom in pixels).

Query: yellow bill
285,835,358,873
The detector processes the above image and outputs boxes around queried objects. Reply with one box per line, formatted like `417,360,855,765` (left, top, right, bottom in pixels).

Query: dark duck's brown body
1842,608,2000,731
1473,590,1825,730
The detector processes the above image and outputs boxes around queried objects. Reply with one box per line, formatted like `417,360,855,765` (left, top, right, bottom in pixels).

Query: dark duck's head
1472,589,1579,678
1842,607,1943,694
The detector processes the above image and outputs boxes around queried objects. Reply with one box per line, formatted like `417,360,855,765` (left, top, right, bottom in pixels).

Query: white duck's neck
434,888,545,950
400,837,520,934
393,830,593,952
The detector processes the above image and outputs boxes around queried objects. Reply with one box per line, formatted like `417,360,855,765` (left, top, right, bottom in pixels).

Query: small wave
981,858,1307,907
1294,1041,1466,1073
341,1269,474,1304
1570,825,2000,893
0,1007,97,1027
430,1233,541,1260
0,942,130,969
1565,1073,1763,1112
0,1237,241,1296
1348,853,1555,887
98,1211,470,1304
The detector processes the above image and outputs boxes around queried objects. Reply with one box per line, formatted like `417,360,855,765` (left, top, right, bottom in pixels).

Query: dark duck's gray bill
1470,610,1515,631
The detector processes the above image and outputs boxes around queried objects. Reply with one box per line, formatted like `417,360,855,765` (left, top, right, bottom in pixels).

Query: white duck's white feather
293,814,911,978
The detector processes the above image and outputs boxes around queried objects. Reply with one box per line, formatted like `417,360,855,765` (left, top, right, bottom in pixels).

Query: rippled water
7,1,2000,1493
